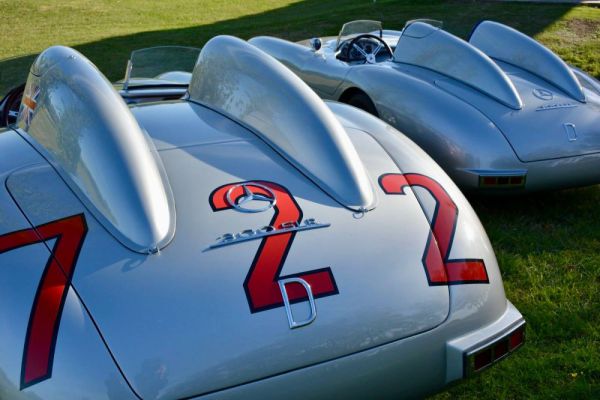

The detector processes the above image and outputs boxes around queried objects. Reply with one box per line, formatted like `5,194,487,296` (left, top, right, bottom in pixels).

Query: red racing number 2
209,181,338,313
379,173,489,285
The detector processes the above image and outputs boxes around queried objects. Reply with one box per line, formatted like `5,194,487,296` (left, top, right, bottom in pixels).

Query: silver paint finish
394,21,522,110
195,302,523,400
0,132,136,399
6,130,450,398
189,36,375,210
250,21,600,192
469,20,585,103
1,42,522,399
17,46,175,253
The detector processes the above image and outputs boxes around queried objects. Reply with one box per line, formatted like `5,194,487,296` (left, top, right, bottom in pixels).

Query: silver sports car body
0,36,524,399
250,20,600,193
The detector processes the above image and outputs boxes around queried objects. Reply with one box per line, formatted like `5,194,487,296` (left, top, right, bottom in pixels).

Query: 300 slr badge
208,182,330,249
209,218,330,249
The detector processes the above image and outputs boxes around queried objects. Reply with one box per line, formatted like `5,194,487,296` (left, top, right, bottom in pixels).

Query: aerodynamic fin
15,46,175,253
469,21,585,103
394,21,523,110
187,35,375,211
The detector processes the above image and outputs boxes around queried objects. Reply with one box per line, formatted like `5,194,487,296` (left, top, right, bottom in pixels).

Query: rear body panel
437,61,600,162
0,131,135,399
6,101,454,399
194,302,523,400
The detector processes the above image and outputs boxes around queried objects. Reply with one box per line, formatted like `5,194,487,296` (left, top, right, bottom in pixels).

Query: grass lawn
1,1,599,398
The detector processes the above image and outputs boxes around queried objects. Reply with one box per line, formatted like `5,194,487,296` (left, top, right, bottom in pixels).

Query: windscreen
124,46,201,87
337,20,383,48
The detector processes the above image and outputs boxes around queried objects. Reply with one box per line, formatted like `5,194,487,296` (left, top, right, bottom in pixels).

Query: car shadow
0,0,582,95
468,184,600,254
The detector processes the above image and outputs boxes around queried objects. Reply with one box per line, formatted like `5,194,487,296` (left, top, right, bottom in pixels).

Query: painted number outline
209,181,338,313
379,173,488,285
0,214,87,389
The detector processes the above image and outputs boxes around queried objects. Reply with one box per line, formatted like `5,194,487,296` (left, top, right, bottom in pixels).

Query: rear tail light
509,327,525,350
464,323,525,376
479,174,526,188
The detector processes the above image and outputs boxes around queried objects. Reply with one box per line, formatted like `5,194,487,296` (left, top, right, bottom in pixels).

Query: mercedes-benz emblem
226,183,276,213
532,88,553,101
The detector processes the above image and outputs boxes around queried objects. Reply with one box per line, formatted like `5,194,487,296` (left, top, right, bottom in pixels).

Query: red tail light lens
509,327,525,350
509,176,524,185
473,348,493,371
482,176,496,186
493,340,509,360
479,174,526,188
465,323,525,376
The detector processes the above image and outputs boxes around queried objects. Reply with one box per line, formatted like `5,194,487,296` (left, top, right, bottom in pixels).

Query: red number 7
0,214,87,389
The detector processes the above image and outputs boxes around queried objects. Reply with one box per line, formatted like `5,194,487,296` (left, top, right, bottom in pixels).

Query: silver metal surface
394,21,522,110
189,35,376,210
0,41,522,399
16,46,175,253
470,20,585,103
250,20,600,193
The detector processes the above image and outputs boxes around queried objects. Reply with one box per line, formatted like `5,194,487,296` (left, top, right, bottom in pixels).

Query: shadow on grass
0,0,580,94
468,185,600,255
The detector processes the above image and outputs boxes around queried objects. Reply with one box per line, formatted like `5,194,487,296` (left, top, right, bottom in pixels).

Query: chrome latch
278,277,317,329
563,123,577,142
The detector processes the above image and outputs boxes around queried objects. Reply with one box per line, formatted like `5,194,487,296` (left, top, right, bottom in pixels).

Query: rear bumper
524,152,600,191
459,151,600,193
446,301,525,382
197,301,524,400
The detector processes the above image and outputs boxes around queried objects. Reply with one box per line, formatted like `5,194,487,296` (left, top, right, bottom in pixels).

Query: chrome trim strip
535,103,577,111
207,221,330,250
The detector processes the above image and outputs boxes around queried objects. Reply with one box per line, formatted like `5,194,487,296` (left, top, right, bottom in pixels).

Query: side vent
188,35,375,211
469,21,585,103
17,46,175,253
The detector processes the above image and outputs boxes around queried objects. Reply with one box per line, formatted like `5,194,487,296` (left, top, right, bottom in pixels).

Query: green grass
2,1,599,398
444,188,600,399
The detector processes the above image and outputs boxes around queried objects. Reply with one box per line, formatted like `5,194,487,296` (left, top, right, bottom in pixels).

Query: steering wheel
0,84,24,127
343,33,393,64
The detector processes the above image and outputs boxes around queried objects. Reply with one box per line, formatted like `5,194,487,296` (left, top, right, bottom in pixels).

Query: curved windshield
123,46,200,89
337,20,382,48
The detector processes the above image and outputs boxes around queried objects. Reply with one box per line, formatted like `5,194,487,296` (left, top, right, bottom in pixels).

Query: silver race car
250,20,600,193
0,36,524,399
